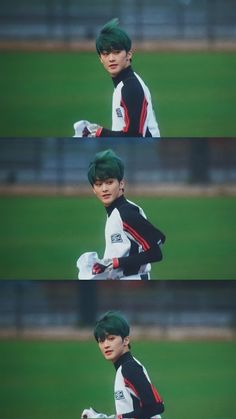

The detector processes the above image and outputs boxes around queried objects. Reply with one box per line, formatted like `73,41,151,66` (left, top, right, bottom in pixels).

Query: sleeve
120,361,164,419
117,206,166,276
98,78,148,137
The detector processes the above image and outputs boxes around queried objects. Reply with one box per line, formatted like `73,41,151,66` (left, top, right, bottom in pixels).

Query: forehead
100,47,125,54
94,177,118,183
98,333,120,342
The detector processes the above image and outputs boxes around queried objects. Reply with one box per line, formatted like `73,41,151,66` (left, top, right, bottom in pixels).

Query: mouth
109,64,118,69
105,350,113,356
102,194,111,199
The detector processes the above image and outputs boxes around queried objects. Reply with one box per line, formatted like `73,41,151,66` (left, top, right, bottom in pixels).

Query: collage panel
1,1,236,138
0,137,235,280
0,280,236,419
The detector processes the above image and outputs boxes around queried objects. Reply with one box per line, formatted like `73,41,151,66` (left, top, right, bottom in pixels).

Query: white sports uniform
103,195,165,279
97,66,160,137
114,352,164,418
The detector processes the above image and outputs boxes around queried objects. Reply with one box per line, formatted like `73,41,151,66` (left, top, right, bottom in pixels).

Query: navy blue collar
105,195,127,216
112,66,134,87
114,351,133,370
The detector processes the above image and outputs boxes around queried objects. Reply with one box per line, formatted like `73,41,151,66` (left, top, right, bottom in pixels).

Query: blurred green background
0,195,235,279
0,51,236,137
0,339,235,419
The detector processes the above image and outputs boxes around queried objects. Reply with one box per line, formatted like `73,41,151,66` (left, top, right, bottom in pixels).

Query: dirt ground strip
0,326,235,341
1,40,236,52
0,183,236,197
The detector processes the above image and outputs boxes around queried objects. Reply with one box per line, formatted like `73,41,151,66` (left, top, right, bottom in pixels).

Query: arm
120,361,164,419
116,207,166,276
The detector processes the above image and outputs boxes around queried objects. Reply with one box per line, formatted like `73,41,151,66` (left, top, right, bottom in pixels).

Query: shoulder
122,74,144,95
118,200,141,219
121,356,144,378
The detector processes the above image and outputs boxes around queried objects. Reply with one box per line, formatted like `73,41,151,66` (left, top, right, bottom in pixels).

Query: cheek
101,58,108,67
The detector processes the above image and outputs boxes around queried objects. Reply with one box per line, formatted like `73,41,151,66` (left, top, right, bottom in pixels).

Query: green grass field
0,195,235,279
0,51,236,136
0,339,235,419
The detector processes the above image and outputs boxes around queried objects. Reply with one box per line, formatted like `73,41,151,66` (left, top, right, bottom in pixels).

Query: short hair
96,18,132,55
87,149,124,186
94,310,130,342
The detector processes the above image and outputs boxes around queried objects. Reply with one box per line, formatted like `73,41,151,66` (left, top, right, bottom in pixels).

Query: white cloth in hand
73,120,100,137
81,407,108,418
76,252,123,280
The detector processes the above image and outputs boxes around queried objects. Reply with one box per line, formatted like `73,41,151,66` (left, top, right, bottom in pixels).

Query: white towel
73,120,90,137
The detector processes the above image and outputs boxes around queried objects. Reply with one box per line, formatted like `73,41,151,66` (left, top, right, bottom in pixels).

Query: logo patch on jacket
116,108,123,118
115,390,125,400
111,233,123,243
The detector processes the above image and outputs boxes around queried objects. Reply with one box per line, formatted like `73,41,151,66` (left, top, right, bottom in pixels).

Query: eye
106,179,114,185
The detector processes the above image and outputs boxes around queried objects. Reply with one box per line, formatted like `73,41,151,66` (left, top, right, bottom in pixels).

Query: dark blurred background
0,138,236,189
0,281,235,337
1,0,236,45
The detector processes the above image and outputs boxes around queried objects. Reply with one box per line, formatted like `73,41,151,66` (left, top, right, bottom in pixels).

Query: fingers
82,126,91,137
92,262,106,275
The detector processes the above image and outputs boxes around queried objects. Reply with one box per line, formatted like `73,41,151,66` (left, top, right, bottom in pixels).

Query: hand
82,122,101,137
73,120,101,137
81,407,108,418
92,260,113,275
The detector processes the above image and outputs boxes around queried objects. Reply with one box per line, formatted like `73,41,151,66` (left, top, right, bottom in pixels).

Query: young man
81,310,165,419
76,149,165,279
74,18,160,138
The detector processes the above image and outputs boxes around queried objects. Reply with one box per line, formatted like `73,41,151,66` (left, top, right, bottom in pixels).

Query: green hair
96,18,132,54
94,310,130,342
87,149,124,185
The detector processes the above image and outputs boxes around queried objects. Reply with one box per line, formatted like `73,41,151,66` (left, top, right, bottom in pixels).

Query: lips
109,64,117,69
105,350,113,356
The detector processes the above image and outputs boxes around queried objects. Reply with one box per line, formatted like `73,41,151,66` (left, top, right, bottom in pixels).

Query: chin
105,354,115,361
110,69,120,77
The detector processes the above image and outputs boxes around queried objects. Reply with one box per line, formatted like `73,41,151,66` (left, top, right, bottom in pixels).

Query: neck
112,65,133,87
105,195,126,215
114,351,132,370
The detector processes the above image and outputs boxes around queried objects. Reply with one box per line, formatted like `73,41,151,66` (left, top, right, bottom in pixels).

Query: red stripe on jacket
139,97,148,135
151,384,162,402
124,378,142,405
124,378,162,406
123,222,150,251
121,99,130,132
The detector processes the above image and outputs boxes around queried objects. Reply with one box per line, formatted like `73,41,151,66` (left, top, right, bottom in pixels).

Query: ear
127,50,132,61
124,336,130,347
119,179,125,190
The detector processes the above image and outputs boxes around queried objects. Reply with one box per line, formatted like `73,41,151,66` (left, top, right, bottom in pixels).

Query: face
99,49,132,77
93,178,124,207
98,334,130,363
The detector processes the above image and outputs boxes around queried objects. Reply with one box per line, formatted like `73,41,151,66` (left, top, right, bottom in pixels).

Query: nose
108,52,115,61
101,340,109,351
102,182,108,192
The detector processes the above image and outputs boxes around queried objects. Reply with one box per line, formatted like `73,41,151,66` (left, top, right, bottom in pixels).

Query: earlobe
124,336,130,346
119,180,125,190
127,51,132,61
